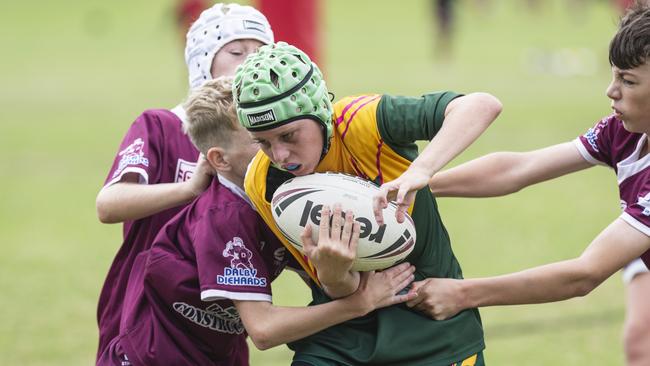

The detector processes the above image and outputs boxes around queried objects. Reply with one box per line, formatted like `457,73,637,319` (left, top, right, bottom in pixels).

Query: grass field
0,0,629,364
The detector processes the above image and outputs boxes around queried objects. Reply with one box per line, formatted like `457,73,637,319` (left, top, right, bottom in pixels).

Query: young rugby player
233,42,502,365
94,3,273,358
97,77,416,366
415,5,650,365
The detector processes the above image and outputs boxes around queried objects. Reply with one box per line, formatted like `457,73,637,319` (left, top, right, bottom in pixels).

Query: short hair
183,76,239,155
609,2,650,69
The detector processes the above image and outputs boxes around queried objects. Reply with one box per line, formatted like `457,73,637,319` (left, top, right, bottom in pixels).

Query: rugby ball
271,172,416,271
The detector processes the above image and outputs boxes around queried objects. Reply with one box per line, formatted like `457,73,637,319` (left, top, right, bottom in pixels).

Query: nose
606,80,620,101
270,144,290,163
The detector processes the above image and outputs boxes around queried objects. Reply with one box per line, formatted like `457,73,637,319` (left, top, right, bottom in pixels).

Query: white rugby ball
271,172,416,271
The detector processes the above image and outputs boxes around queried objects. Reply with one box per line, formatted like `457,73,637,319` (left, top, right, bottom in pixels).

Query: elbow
469,92,503,124
571,261,604,297
573,277,599,297
247,327,276,351
96,192,118,224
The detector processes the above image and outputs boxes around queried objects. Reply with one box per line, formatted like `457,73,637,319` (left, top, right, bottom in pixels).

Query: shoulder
331,94,383,139
138,109,182,128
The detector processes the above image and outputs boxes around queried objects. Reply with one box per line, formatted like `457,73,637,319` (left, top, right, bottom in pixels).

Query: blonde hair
183,76,240,155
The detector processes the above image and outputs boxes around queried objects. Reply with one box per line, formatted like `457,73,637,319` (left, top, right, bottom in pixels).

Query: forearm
430,142,593,198
96,181,198,223
459,258,602,309
430,152,527,197
411,92,501,177
237,297,368,350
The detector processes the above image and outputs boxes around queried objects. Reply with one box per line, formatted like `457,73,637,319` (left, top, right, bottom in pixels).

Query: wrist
458,280,475,309
344,292,373,317
410,160,437,179
181,181,202,202
318,270,355,288
319,271,359,299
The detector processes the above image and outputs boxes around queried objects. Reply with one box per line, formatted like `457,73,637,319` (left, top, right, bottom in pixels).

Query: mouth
282,163,302,172
612,106,623,118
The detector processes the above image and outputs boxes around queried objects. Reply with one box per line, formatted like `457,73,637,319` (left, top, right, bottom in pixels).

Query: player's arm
234,262,416,350
407,218,650,320
429,142,593,198
374,92,502,224
96,155,213,223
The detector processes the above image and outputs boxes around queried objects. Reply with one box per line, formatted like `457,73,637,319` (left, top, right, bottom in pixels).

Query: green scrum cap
233,42,333,144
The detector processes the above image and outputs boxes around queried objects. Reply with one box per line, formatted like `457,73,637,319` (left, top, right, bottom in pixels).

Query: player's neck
218,170,245,190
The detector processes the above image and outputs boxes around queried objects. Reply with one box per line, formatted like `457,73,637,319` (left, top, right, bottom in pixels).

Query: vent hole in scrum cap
253,73,259,80
292,71,297,78
235,83,242,101
270,69,279,88
294,54,306,64
253,88,259,96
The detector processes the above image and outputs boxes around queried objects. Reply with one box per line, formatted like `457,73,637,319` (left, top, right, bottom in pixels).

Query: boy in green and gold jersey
233,42,502,366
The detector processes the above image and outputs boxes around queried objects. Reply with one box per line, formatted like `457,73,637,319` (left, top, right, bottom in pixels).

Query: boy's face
606,61,650,133
210,39,264,79
250,119,324,176
227,127,261,180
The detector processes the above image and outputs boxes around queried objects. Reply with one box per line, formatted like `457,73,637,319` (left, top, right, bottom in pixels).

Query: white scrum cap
185,3,274,90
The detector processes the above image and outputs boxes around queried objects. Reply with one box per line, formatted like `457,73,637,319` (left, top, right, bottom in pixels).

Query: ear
206,146,230,172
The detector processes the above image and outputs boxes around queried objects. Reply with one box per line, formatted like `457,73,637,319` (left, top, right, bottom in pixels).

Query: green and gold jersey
244,92,484,365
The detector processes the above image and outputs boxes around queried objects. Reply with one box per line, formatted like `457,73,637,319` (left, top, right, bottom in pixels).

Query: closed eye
253,138,270,148
281,132,295,142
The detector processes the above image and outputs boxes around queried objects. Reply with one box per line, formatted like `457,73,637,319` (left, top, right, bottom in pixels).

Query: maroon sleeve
193,202,274,302
575,115,616,168
103,112,164,188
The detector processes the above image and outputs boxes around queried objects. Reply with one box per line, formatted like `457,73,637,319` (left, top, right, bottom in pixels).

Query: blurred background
0,0,629,364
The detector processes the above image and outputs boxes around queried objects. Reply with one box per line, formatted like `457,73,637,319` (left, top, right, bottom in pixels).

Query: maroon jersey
99,176,289,366
97,106,200,357
575,114,650,267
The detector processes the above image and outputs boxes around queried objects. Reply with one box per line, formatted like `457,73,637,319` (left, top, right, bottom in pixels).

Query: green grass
0,0,629,364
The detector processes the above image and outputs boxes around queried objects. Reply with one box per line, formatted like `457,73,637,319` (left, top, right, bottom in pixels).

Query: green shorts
291,351,485,366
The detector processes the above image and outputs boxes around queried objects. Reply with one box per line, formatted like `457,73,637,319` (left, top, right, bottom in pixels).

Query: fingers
372,190,387,225
330,204,343,240
300,224,315,254
319,205,331,242
406,290,424,308
381,262,411,277
393,291,418,304
408,279,428,293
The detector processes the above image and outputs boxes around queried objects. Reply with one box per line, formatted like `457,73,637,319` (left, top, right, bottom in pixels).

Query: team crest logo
583,118,610,153
173,302,244,334
175,159,197,183
217,237,267,287
223,237,254,269
113,138,149,178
